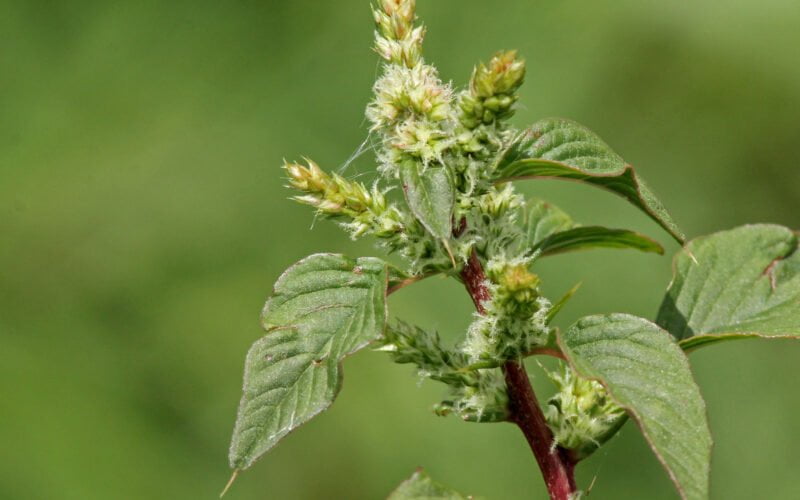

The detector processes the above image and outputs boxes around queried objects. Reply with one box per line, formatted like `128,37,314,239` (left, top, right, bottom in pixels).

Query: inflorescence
284,0,622,436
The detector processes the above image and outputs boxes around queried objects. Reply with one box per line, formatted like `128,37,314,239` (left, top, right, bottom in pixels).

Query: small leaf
495,119,684,243
522,199,574,248
523,199,663,257
657,224,800,351
559,314,711,500
401,162,454,240
546,282,581,324
388,469,471,500
228,254,387,470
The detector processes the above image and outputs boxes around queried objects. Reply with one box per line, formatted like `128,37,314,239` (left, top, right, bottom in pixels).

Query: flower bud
500,264,540,302
390,119,451,165
483,96,501,112
471,50,526,98
367,64,453,131
459,50,526,129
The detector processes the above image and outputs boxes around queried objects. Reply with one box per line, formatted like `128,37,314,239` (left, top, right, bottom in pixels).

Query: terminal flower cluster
284,0,619,430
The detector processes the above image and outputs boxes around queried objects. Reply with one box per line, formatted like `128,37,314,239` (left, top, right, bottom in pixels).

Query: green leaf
401,162,454,240
523,199,663,257
494,118,684,244
546,282,581,324
388,469,471,500
558,314,711,500
522,199,574,248
228,254,388,470
535,226,663,257
656,224,800,351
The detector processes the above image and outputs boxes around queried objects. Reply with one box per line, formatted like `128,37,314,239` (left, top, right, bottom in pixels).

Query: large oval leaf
657,224,800,351
228,254,388,470
401,162,454,240
494,118,684,244
558,314,711,500
523,199,663,257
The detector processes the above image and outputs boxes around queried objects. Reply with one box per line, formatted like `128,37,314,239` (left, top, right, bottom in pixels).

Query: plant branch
524,346,567,360
459,250,577,500
387,271,438,295
503,360,577,500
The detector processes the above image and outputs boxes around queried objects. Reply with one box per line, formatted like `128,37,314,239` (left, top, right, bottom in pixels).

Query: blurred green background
2,0,799,498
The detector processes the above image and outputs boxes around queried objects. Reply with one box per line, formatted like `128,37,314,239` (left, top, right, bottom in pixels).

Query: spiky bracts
284,159,404,238
544,364,625,455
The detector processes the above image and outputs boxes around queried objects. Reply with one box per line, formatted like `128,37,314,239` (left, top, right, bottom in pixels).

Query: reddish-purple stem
460,249,577,500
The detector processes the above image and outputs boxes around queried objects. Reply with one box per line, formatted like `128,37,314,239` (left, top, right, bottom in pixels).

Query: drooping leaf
558,314,711,500
656,224,800,351
388,469,471,500
495,118,684,243
523,199,663,257
401,162,454,240
229,254,388,470
535,226,663,256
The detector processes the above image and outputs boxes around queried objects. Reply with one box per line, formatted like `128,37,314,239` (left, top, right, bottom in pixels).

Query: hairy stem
460,250,577,500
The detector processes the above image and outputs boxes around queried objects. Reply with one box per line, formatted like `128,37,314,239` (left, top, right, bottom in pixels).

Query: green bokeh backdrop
2,1,799,498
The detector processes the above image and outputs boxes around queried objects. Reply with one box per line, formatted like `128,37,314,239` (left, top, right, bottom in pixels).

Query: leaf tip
220,469,240,498
442,239,457,269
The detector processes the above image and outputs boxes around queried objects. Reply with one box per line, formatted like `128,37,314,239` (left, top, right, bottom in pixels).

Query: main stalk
460,251,577,500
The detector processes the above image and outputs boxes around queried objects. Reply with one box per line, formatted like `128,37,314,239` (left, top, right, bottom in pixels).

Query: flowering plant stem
461,249,577,499
224,2,800,498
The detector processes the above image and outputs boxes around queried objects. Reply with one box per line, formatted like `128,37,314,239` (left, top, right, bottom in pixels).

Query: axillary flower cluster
284,0,621,449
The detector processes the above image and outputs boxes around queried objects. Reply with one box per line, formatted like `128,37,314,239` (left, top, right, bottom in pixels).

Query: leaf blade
522,199,574,249
522,199,663,257
535,226,664,256
495,118,684,243
558,314,711,500
656,224,800,350
228,254,387,470
401,163,454,240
